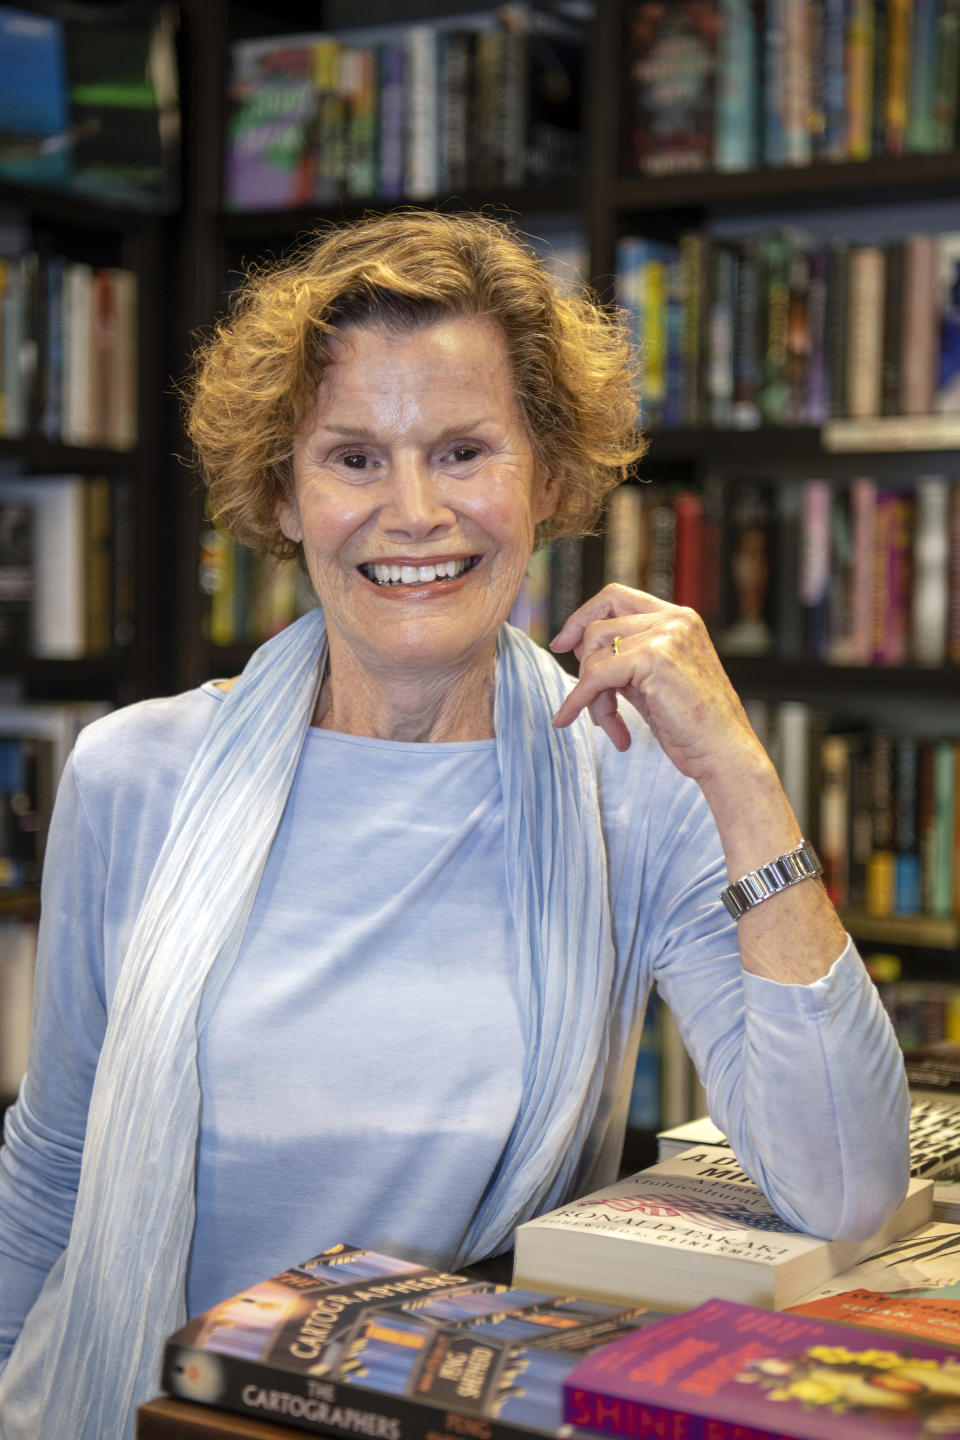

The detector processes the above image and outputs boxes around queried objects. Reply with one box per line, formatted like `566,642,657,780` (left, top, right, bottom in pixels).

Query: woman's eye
450,446,480,463
341,453,369,469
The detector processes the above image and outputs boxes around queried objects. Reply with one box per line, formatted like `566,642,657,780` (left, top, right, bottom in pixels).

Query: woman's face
279,315,558,680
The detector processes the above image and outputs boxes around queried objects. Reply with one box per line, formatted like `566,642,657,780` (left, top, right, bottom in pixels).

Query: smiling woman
0,210,910,1440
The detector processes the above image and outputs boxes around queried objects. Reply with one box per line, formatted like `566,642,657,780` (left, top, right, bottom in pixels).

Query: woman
0,210,908,1439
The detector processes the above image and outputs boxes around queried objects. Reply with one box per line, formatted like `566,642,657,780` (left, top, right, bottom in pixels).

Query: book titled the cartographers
160,1242,663,1439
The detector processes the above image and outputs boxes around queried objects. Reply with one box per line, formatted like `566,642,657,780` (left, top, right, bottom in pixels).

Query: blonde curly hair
184,209,646,559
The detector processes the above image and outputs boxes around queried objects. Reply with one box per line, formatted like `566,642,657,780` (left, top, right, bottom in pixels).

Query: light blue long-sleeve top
0,677,910,1368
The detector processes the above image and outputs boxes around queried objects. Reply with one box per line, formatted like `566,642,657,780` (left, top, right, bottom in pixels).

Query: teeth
366,559,472,586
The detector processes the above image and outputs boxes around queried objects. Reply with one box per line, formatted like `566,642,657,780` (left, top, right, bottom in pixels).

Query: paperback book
512,1147,933,1312
787,1220,960,1347
161,1242,663,1440
563,1296,960,1439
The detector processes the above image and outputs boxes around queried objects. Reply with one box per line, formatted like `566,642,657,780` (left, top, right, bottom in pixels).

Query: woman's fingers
549,583,666,656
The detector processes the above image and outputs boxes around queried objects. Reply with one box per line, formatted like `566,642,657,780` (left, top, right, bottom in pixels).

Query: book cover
787,1221,960,1346
625,1,719,176
0,5,69,189
512,1147,932,1313
564,1295,960,1439
500,3,587,186
719,478,776,658
224,35,319,212
162,1242,663,1440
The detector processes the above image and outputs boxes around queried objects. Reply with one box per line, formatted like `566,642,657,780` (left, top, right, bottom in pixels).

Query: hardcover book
161,1243,663,1440
625,1,719,176
563,1295,960,1439
512,1148,933,1313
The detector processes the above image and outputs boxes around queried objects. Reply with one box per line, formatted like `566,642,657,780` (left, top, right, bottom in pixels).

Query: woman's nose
382,457,454,536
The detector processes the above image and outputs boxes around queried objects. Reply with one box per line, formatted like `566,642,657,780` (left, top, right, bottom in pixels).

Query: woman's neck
314,643,497,742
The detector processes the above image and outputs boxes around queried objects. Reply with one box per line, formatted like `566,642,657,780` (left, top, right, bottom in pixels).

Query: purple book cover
564,1297,960,1439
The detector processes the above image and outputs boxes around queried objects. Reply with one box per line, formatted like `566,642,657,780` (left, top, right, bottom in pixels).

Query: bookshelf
0,1,178,1107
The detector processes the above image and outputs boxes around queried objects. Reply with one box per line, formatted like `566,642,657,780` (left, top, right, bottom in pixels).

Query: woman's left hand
550,584,768,789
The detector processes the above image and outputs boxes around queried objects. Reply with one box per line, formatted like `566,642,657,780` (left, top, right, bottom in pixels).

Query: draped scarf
0,608,616,1440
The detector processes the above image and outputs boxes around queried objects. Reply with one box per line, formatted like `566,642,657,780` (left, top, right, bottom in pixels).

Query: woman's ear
275,493,303,544
534,467,561,526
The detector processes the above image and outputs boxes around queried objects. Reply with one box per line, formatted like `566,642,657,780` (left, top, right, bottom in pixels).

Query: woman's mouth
359,557,480,586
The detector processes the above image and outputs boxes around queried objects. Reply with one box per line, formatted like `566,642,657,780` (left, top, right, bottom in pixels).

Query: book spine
912,475,951,664
826,238,850,417
932,738,956,915
819,733,852,903
932,0,960,147
935,232,960,412
893,732,922,913
439,32,470,193
679,233,706,427
906,0,939,150
756,230,792,424
731,239,761,428
404,25,439,198
163,1341,540,1440
800,478,832,657
822,0,849,157
377,42,406,200
714,0,759,171
672,491,704,612
846,0,875,157
900,232,938,414
603,485,644,590
872,0,890,152
785,242,811,423
949,479,960,663
880,239,905,415
706,245,736,427
846,245,885,418
804,242,830,423
850,474,877,663
763,0,787,164
884,0,914,155
867,731,896,916
782,0,813,164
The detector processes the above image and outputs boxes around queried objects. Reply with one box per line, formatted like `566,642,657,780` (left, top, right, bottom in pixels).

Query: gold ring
611,635,622,656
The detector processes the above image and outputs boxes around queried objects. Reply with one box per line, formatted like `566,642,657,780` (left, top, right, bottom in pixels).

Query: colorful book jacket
162,1243,662,1439
563,1296,960,1439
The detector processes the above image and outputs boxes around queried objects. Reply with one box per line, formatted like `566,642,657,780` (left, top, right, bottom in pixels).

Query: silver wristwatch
719,840,824,921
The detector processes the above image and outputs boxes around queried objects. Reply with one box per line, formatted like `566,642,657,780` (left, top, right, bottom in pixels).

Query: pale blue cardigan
0,615,910,1438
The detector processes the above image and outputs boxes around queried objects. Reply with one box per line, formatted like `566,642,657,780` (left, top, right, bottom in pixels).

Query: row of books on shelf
0,253,138,450
617,226,960,432
868,959,960,1053
225,4,585,213
626,0,960,177
748,703,960,920
602,473,960,668
148,1145,960,1440
0,699,109,894
0,474,135,659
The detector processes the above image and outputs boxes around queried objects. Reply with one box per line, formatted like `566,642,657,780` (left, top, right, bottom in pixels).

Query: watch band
719,840,824,921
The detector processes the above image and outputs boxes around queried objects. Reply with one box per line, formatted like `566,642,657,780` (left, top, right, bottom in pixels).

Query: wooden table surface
137,1396,301,1438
